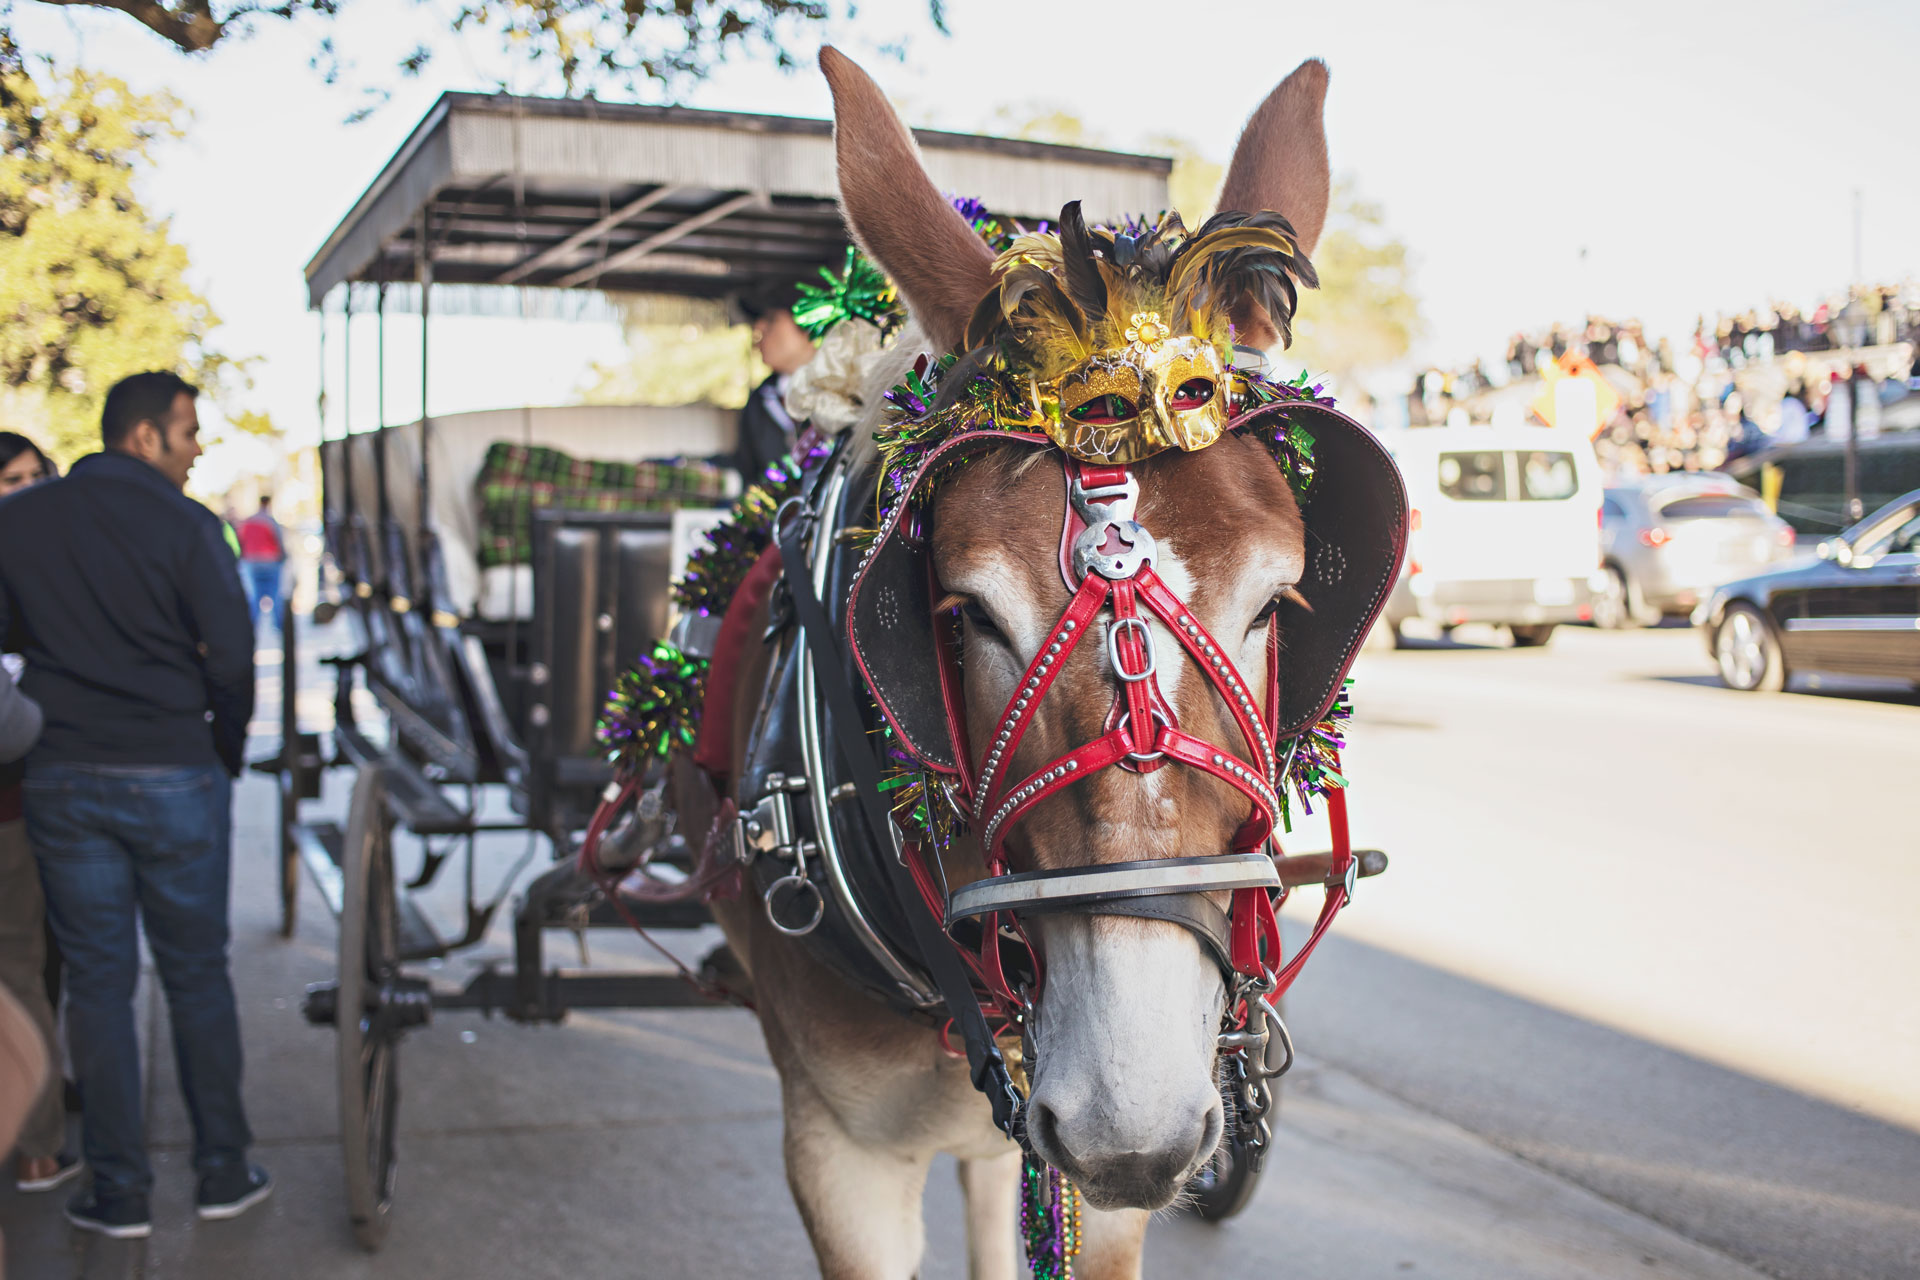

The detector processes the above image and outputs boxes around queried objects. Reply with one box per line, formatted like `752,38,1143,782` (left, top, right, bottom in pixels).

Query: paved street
2,620,1916,1279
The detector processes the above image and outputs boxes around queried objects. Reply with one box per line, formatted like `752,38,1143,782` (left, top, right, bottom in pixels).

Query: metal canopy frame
304,91,1173,309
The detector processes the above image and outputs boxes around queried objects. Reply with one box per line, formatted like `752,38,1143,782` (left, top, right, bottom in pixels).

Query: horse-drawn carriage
272,90,1270,1250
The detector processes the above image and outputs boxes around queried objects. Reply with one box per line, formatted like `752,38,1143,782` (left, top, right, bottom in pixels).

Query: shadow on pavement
1285,928,1920,1280
1645,672,1920,705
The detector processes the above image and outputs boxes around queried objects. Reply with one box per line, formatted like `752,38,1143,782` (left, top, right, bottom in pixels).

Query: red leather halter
901,454,1355,1023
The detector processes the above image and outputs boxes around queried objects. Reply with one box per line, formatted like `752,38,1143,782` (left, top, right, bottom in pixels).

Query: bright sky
15,0,1920,481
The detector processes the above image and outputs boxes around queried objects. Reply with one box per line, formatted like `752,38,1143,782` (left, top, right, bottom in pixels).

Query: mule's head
823,47,1331,1210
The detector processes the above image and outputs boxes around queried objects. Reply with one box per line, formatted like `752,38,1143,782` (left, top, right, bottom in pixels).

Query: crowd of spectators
1694,283,1920,367
1403,281,1920,480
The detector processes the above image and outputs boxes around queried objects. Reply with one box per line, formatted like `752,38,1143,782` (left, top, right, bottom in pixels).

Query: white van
1380,424,1607,646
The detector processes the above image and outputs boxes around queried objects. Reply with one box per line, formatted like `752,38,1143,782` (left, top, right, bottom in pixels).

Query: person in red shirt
234,495,287,629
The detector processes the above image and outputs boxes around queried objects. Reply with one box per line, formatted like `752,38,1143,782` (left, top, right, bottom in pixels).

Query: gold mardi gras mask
966,203,1315,466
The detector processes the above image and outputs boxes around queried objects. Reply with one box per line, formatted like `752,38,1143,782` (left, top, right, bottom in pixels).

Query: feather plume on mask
1165,210,1318,348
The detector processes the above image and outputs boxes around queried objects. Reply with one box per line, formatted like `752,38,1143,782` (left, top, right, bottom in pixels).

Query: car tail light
1776,526,1795,547
1639,527,1671,548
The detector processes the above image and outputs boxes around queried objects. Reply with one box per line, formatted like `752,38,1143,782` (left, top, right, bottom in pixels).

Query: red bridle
899,454,1356,1028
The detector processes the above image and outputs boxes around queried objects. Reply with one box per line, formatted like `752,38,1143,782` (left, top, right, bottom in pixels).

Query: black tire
338,767,401,1252
1592,567,1633,630
1189,1010,1287,1222
1187,1120,1264,1222
1510,624,1556,647
1389,620,1413,650
1714,604,1788,692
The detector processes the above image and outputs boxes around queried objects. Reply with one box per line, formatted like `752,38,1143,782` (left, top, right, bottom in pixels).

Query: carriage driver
0,372,270,1239
732,281,819,483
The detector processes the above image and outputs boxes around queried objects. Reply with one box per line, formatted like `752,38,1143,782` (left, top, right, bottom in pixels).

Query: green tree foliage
16,1,945,99
0,54,233,462
578,321,761,410
1287,180,1422,381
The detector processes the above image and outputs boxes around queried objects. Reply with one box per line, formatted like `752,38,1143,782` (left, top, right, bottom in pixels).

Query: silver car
1597,476,1797,627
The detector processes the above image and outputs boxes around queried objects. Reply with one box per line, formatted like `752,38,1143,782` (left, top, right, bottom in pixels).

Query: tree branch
35,0,227,54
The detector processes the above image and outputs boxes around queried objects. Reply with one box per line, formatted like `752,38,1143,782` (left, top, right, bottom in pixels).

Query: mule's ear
1213,58,1330,351
820,46,995,352
1217,58,1331,258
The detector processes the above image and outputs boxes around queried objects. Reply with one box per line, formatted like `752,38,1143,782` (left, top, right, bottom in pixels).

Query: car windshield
1855,508,1920,561
1439,451,1506,501
1657,494,1770,520
1518,451,1578,501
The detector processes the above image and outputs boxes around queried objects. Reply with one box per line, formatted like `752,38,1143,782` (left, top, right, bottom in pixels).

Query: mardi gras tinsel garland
791,196,1045,342
792,245,900,340
595,641,708,770
600,443,831,774
1278,678,1352,830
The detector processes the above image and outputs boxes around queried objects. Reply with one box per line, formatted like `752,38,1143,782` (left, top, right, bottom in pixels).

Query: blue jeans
241,560,283,627
25,763,251,1202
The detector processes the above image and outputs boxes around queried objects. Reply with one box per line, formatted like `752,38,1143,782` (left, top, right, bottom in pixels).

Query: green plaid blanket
476,442,731,567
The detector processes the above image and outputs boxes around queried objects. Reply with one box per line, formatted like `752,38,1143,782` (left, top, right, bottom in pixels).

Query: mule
676,46,1345,1280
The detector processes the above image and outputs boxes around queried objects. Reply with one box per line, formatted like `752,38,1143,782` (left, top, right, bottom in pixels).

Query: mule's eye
962,601,1005,642
1171,378,1215,411
1254,587,1306,629
1068,394,1137,425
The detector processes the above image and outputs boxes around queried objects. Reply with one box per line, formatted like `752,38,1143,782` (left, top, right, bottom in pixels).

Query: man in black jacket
0,371,268,1239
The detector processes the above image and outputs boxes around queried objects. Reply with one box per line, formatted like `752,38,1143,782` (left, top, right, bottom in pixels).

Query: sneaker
65,1189,152,1240
196,1163,272,1221
17,1152,83,1193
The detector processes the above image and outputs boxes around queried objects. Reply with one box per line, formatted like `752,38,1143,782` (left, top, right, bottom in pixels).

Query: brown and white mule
678,48,1336,1280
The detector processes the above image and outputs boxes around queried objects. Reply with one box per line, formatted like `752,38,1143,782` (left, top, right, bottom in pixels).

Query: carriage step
332,724,474,836
294,822,347,917
395,891,444,961
293,819,445,959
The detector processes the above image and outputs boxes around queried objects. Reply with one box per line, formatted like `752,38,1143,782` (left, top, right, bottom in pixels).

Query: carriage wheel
337,766,405,1251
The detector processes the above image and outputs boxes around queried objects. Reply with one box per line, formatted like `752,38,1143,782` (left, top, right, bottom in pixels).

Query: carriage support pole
417,210,432,527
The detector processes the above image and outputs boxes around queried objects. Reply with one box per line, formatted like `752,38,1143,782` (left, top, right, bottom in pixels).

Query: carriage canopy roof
303,92,1173,310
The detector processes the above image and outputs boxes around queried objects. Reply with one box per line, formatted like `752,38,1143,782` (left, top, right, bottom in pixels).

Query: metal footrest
332,724,473,836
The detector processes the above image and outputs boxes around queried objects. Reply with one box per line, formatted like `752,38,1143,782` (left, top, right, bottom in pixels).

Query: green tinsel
792,246,901,339
597,641,709,771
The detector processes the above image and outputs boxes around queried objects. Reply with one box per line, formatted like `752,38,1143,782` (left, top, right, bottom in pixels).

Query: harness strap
774,506,1023,1138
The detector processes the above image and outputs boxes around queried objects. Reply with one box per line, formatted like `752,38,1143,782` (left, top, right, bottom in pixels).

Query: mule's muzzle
1026,1091,1224,1211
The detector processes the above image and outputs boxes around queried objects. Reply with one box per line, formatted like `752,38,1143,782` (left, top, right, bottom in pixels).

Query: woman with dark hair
0,433,55,499
0,431,75,1191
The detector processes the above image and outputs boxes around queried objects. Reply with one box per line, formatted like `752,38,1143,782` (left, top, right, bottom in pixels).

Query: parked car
1695,489,1920,691
1381,423,1606,647
1597,475,1798,627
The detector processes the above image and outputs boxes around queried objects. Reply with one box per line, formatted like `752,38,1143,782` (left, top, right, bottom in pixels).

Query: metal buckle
1105,616,1158,683
1069,470,1155,581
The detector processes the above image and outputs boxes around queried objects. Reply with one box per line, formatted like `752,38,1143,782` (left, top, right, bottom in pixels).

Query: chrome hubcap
1717,612,1765,687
